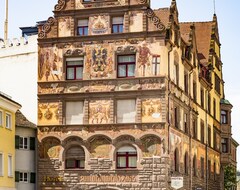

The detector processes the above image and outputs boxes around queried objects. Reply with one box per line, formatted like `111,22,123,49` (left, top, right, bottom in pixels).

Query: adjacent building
15,111,37,190
0,93,21,190
36,0,237,189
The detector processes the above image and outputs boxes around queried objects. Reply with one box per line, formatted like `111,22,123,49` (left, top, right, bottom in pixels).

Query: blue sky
0,0,240,169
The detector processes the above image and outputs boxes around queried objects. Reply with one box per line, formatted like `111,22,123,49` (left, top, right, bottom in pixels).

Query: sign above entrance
171,177,183,189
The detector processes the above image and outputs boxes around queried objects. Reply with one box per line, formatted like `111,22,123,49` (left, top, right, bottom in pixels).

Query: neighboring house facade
36,0,237,190
0,34,38,124
0,93,21,190
15,111,37,190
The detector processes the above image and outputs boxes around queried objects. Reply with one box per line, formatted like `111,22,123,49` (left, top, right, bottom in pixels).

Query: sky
0,0,239,169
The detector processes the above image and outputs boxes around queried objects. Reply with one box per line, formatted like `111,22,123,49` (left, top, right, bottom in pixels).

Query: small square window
112,17,124,33
20,137,28,149
77,19,89,36
19,172,28,182
66,57,84,80
117,55,135,78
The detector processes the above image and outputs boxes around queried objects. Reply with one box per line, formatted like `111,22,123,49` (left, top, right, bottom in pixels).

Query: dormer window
77,19,89,36
112,17,124,33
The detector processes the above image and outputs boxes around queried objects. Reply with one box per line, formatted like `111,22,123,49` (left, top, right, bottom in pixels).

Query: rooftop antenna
4,0,8,40
213,0,216,14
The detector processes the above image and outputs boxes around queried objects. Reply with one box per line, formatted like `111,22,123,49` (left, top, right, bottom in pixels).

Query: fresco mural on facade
39,138,61,159
89,100,111,124
38,103,60,125
142,99,162,123
141,136,161,157
38,46,63,82
89,15,109,35
58,17,71,37
89,137,111,158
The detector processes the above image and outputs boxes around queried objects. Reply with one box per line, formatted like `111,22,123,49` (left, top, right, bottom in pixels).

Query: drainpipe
205,89,209,190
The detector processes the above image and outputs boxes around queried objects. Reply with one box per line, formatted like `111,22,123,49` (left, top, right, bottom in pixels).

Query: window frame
221,110,228,124
193,155,197,176
19,137,28,150
221,138,229,153
117,99,136,123
65,146,85,169
8,154,13,177
112,16,124,34
0,110,3,126
5,113,12,129
152,55,160,76
117,55,136,78
66,57,84,80
116,146,137,169
77,19,89,36
19,172,28,183
174,148,179,172
184,152,189,175
0,153,3,176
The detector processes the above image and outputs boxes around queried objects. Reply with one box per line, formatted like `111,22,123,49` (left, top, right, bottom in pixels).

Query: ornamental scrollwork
146,9,165,31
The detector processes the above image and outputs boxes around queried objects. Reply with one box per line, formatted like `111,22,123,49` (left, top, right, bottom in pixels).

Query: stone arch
62,135,83,146
113,134,136,144
90,186,124,190
39,136,61,159
140,134,162,157
87,134,112,159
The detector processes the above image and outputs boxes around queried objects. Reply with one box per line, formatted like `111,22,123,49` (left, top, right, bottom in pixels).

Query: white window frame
19,172,28,183
117,99,136,123
8,154,13,177
0,153,3,176
66,101,84,125
0,110,3,126
6,113,12,129
19,137,28,150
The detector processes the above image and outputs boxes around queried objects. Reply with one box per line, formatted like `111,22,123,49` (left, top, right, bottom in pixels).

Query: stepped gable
16,110,36,129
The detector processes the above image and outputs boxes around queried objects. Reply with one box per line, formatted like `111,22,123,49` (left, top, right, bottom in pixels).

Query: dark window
213,162,216,180
201,157,204,178
208,94,211,114
221,138,228,153
116,146,137,169
201,121,204,143
174,148,179,172
208,160,211,179
117,55,135,78
193,155,197,176
65,146,85,169
221,110,228,124
193,81,197,101
184,72,188,94
192,119,197,139
66,57,84,80
152,55,160,75
174,62,179,85
19,172,28,182
208,127,211,147
184,152,188,175
184,113,188,134
19,137,28,149
215,73,221,94
77,19,88,36
213,99,216,118
201,89,204,108
112,17,124,33
174,107,179,129
213,129,217,150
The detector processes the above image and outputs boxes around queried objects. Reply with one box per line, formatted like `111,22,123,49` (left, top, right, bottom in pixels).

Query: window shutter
15,171,19,182
15,135,20,149
30,172,36,183
30,137,35,150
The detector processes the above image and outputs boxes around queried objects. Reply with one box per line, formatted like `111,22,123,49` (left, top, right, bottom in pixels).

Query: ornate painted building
37,0,237,189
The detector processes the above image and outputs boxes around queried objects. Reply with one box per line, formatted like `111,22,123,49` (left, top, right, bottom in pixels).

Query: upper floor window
215,73,221,94
192,119,197,139
174,107,179,129
112,17,124,33
152,55,160,75
117,99,136,123
200,89,204,108
0,153,3,176
193,154,197,176
66,57,84,80
221,138,228,153
116,146,137,169
193,81,197,101
174,148,179,172
8,155,13,177
0,110,2,126
20,137,28,149
184,152,189,175
221,110,228,124
201,121,205,144
77,19,89,36
184,113,188,134
208,126,211,147
65,146,85,169
6,113,12,129
66,101,84,125
184,72,188,94
117,55,135,78
213,99,216,118
200,157,204,178
173,62,179,85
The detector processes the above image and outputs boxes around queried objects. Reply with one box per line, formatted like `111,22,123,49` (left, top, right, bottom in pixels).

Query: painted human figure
138,42,153,76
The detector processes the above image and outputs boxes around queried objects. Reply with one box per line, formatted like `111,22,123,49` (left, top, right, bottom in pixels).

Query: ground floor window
116,146,137,169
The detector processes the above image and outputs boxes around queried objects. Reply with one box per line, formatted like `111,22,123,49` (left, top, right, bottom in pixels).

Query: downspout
205,89,209,190
189,69,193,190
